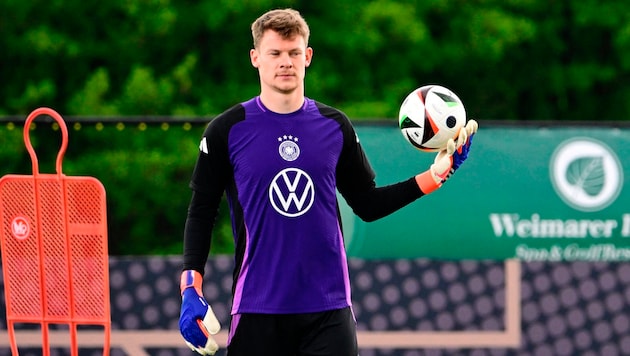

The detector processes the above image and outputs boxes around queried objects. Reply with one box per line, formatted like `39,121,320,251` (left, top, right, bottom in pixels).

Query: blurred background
1,0,629,119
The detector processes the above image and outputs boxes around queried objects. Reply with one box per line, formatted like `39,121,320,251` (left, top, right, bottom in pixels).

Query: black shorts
226,307,358,356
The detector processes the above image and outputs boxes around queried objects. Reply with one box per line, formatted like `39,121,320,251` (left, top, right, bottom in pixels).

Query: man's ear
250,48,259,68
305,47,313,67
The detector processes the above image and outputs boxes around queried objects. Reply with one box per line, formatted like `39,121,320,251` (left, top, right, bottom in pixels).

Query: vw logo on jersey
269,168,315,217
278,135,300,161
550,137,623,212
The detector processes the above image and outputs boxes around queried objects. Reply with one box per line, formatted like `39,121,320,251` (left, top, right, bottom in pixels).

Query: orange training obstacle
0,107,111,355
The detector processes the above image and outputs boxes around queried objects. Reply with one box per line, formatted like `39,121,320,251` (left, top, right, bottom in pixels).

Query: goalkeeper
178,7,479,356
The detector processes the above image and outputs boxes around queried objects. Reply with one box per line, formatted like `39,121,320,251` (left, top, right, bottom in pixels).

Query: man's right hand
179,270,221,355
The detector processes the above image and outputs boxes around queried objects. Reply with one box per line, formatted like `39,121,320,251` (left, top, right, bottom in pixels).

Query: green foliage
1,0,629,120
68,68,118,115
63,123,217,255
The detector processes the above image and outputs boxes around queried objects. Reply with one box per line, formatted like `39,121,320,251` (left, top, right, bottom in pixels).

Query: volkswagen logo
269,168,315,217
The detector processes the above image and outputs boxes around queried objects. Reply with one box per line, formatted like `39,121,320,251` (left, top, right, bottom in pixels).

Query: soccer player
178,8,478,356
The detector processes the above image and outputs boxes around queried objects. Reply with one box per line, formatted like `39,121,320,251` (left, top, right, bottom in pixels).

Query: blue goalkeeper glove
179,270,221,355
415,119,478,194
452,120,477,171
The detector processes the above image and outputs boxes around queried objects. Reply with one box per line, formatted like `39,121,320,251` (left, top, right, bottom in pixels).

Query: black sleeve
182,189,223,274
336,118,424,222
182,108,239,274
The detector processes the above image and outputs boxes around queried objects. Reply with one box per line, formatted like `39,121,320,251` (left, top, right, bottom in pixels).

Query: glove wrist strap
180,270,203,296
415,170,441,194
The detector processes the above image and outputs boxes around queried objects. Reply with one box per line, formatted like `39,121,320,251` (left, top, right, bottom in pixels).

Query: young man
179,8,478,356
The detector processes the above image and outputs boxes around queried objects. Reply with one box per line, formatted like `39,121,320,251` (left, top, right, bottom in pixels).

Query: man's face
250,30,312,95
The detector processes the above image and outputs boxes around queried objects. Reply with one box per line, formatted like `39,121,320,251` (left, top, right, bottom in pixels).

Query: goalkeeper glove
179,270,221,355
415,119,478,194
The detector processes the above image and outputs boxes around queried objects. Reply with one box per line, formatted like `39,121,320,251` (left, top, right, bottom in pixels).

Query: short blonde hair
251,8,310,48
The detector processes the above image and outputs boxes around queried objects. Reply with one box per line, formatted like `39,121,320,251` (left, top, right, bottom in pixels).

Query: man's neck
259,90,305,114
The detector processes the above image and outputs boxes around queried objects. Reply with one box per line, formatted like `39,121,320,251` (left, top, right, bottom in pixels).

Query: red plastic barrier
0,107,111,355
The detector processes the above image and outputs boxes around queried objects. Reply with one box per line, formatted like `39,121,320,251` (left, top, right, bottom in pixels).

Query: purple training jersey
184,97,422,314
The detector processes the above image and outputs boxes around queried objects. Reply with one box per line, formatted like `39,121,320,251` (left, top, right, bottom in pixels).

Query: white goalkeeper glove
179,270,221,355
415,119,478,194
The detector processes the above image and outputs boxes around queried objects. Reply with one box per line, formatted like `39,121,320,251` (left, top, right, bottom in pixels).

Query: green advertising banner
341,124,630,261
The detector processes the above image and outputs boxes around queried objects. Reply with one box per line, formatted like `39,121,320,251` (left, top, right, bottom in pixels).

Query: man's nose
280,54,293,68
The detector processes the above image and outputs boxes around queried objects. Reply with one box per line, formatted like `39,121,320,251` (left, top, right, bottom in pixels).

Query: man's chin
275,86,298,95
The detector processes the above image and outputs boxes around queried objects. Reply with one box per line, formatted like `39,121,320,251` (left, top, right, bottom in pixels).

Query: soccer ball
398,85,466,152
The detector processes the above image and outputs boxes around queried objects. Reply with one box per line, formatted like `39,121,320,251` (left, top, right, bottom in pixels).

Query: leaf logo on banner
565,157,604,197
550,138,623,212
